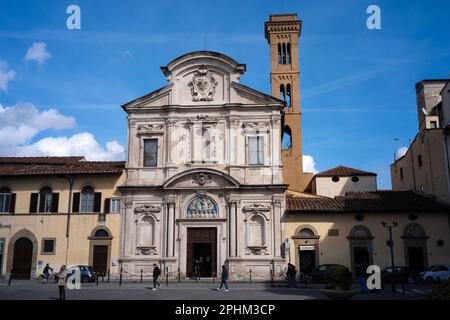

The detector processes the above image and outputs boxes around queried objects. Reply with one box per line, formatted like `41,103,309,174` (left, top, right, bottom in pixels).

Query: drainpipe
65,174,75,265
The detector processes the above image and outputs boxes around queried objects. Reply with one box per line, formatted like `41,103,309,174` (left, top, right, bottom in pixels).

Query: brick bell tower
265,13,313,192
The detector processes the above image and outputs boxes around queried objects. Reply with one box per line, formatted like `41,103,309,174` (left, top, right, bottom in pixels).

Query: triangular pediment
231,82,284,106
122,84,173,110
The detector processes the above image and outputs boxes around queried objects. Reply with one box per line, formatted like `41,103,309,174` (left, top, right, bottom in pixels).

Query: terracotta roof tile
315,166,376,177
0,157,125,176
286,191,450,213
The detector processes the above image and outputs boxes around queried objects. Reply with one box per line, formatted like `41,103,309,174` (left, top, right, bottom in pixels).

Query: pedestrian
287,263,297,288
57,265,67,300
43,263,53,282
356,263,368,293
217,265,229,291
152,263,161,291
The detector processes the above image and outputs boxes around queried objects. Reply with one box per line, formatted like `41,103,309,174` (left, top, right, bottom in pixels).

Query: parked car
66,265,97,283
419,265,450,284
381,266,416,284
304,264,345,282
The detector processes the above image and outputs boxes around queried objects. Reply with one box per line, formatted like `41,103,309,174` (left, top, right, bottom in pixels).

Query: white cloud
396,146,408,159
0,102,125,160
17,132,125,161
24,42,51,64
0,60,16,91
303,155,318,173
0,102,75,153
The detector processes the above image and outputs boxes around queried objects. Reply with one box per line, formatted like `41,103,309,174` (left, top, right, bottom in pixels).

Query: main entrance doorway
12,237,33,279
299,247,316,273
186,228,217,278
92,245,108,276
407,246,425,274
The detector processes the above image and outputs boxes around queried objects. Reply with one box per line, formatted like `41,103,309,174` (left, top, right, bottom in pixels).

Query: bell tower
265,13,313,192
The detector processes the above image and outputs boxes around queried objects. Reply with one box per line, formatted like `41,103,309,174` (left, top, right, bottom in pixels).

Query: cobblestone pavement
0,279,435,300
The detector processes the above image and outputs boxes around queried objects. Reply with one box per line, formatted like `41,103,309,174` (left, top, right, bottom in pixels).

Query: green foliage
425,280,450,300
324,266,353,291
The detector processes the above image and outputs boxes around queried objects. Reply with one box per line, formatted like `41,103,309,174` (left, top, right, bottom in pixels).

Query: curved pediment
163,168,240,189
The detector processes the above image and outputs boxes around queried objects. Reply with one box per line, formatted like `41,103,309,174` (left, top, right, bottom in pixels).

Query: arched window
137,216,155,247
286,83,292,108
38,186,53,213
282,43,287,64
187,196,218,218
298,228,315,238
277,43,282,64
287,43,291,64
282,125,292,149
349,225,372,239
0,187,11,213
249,215,265,246
94,229,110,237
404,223,426,238
80,186,95,212
280,84,286,102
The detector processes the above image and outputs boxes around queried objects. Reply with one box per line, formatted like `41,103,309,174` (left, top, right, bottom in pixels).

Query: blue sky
0,0,449,189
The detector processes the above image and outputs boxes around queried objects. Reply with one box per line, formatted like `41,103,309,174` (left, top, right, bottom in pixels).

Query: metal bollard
102,273,104,283
270,269,274,287
165,267,169,286
107,269,110,283
140,269,143,283
178,268,180,283
213,272,216,283
249,269,252,283
119,267,123,286
8,270,13,287
96,273,99,286
402,277,406,295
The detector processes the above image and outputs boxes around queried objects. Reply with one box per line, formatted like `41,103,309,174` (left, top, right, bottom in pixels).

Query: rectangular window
248,136,264,165
400,167,404,179
143,139,158,167
430,121,437,129
418,155,423,168
41,239,55,255
110,198,121,213
0,194,11,213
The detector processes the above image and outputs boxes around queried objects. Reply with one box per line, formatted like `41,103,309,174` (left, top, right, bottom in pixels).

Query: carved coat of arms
188,65,218,101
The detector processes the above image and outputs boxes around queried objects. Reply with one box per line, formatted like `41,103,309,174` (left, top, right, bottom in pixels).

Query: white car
419,265,450,283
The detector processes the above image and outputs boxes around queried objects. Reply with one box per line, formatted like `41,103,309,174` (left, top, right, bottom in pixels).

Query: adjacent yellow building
0,157,124,279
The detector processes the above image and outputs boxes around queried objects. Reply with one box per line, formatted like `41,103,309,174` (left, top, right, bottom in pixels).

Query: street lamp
382,221,398,293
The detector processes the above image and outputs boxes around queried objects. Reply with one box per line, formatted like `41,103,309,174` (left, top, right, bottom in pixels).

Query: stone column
273,201,282,257
229,201,237,257
167,202,175,257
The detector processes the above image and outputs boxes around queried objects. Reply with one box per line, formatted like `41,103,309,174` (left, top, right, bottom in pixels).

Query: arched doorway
348,226,374,276
403,223,428,274
292,225,320,274
12,238,33,279
88,228,113,276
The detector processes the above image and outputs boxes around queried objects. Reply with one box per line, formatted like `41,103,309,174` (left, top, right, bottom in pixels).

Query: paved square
0,280,435,300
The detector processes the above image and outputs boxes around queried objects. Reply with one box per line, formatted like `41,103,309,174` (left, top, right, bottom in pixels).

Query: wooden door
186,228,217,277
92,245,108,275
12,238,33,279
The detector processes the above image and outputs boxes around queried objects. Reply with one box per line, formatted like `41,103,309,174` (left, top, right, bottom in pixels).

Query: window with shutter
0,187,11,213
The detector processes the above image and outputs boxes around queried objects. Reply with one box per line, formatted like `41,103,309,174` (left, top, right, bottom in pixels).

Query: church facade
119,51,287,279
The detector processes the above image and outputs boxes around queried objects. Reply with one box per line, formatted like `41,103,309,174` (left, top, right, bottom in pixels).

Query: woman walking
57,265,67,300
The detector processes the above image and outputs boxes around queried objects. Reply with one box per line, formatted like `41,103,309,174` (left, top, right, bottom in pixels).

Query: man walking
217,265,229,291
152,263,161,291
